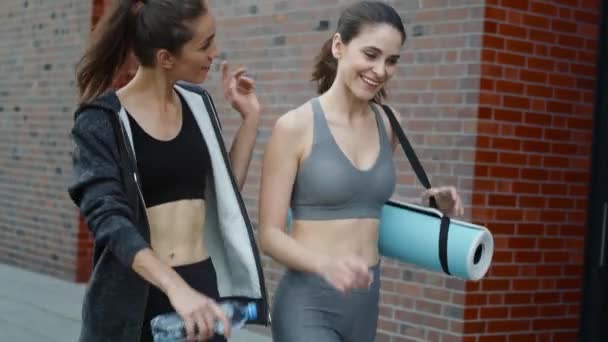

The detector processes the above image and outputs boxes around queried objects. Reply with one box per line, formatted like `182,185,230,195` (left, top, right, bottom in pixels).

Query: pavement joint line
0,315,58,341
0,292,81,322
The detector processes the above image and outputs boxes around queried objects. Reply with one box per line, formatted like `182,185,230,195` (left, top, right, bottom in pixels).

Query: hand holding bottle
151,300,257,342
165,282,231,341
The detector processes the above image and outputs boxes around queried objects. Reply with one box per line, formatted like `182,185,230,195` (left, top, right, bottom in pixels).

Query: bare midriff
146,199,208,266
291,218,380,267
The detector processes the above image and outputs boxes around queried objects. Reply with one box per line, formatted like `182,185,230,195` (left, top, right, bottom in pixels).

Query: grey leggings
271,263,381,342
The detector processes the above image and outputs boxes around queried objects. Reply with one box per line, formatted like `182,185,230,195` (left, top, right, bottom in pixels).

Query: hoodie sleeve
68,108,150,268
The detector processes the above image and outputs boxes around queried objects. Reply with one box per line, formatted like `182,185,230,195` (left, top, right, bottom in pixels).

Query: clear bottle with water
150,301,257,342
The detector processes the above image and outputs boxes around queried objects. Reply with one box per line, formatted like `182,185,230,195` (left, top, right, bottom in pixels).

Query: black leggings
140,258,226,342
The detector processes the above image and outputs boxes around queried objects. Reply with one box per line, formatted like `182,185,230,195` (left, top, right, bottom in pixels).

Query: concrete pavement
0,263,271,342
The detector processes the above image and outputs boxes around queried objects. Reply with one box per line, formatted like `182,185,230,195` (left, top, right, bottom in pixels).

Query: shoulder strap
381,104,433,196
381,104,452,276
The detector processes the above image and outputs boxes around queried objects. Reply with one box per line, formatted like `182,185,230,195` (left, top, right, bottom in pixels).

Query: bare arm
228,117,259,189
221,62,261,190
132,248,187,293
257,113,326,273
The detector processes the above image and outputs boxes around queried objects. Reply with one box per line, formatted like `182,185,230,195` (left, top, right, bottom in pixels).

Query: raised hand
221,61,260,122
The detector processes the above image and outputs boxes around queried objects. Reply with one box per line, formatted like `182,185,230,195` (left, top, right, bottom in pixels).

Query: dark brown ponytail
76,1,135,103
311,38,338,96
311,1,407,101
76,0,208,104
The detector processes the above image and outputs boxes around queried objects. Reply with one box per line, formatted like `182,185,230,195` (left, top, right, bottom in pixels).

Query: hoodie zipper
115,115,152,234
132,173,148,214
201,91,271,325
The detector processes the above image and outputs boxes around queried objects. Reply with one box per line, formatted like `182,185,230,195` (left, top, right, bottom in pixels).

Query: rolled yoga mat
378,200,493,281
286,201,493,281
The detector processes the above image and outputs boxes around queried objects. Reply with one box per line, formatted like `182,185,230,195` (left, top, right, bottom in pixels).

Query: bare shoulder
272,100,314,139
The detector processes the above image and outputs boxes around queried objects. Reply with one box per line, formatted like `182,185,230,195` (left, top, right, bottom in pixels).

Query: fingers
184,316,196,342
421,188,438,206
423,186,465,217
327,267,348,293
328,280,346,293
220,61,251,85
231,67,247,79
358,268,373,289
195,310,213,341
329,267,352,293
450,186,465,216
422,188,439,198
209,302,231,338
322,256,373,293
340,275,356,292
236,76,255,93
353,262,372,286
222,62,256,102
234,70,254,94
343,257,372,289
439,186,462,217
221,61,229,84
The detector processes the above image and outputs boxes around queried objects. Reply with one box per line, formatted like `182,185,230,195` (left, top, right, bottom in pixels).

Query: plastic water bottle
150,301,257,342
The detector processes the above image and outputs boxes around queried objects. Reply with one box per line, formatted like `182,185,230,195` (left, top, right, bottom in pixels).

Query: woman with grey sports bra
258,2,464,342
290,97,396,221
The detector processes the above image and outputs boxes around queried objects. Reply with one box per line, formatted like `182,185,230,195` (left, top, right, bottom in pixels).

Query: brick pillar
464,1,600,340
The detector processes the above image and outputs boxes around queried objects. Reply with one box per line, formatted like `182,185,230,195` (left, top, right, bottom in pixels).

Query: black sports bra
126,95,211,208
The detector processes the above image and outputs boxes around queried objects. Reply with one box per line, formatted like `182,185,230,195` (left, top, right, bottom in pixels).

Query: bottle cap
246,303,258,321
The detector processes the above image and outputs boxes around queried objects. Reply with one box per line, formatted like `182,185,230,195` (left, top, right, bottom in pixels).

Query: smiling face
332,23,403,101
159,12,219,84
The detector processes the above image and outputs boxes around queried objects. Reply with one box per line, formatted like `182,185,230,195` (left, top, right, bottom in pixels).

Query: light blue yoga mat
379,200,493,281
286,201,493,281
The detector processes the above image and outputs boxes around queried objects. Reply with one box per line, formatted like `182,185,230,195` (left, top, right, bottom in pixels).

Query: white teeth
361,76,380,87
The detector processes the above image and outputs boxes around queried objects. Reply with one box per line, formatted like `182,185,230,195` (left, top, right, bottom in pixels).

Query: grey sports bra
290,98,396,220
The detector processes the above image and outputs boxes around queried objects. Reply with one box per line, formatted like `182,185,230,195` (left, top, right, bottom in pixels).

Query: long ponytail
76,0,208,104
76,1,136,103
311,38,338,96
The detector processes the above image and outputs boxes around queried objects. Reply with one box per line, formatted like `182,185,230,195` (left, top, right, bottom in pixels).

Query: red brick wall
0,0,93,280
464,0,599,341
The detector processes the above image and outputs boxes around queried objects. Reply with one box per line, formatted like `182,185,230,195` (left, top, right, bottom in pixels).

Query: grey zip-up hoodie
68,83,269,341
